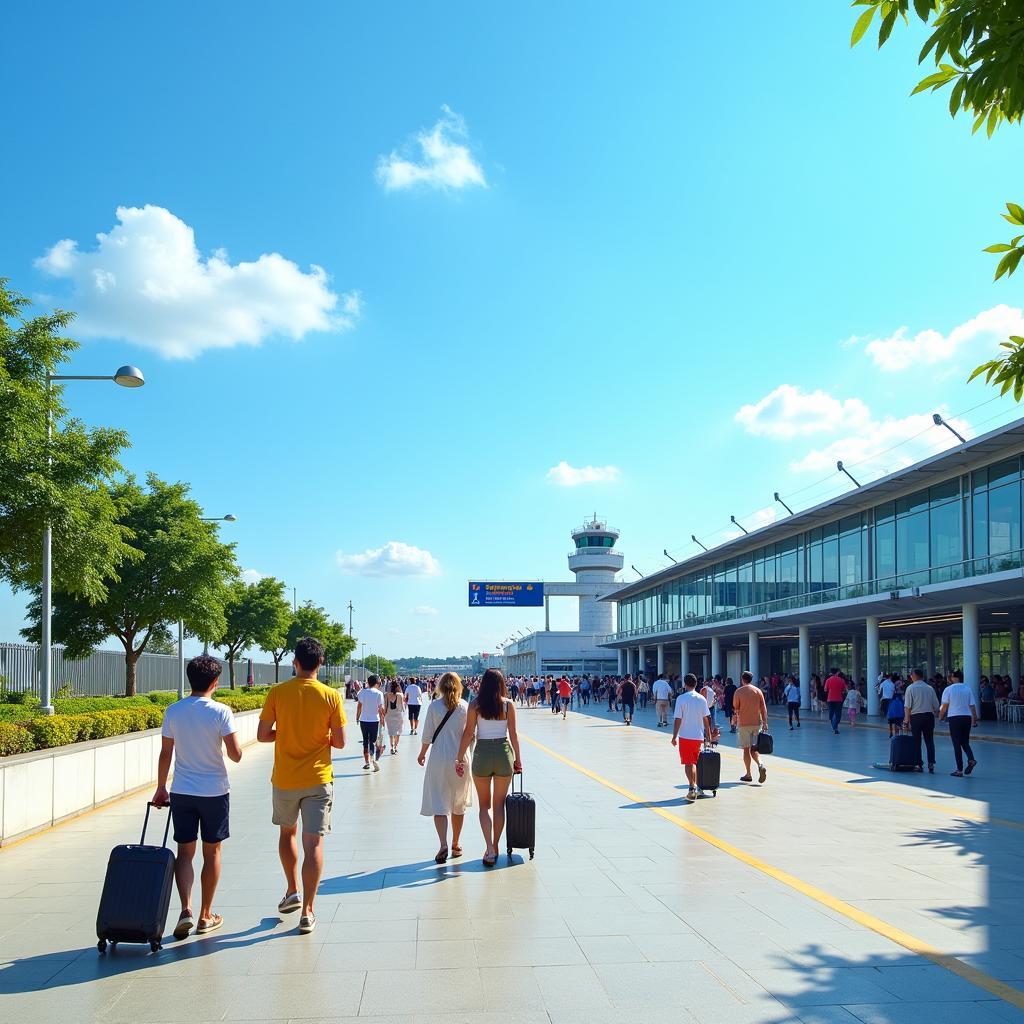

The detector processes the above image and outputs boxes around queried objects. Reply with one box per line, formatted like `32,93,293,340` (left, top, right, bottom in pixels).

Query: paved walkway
1,699,1023,1023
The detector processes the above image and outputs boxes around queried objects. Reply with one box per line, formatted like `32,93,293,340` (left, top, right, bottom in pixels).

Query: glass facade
575,535,616,549
615,454,1024,638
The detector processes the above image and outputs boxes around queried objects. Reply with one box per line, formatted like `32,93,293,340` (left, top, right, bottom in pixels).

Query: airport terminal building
599,417,1024,712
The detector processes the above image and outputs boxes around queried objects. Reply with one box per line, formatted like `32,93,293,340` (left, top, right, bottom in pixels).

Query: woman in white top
455,668,522,867
356,676,386,772
940,669,978,777
417,672,473,863
384,681,406,755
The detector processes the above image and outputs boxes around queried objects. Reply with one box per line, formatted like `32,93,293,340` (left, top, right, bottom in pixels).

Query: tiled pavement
1,696,1022,1023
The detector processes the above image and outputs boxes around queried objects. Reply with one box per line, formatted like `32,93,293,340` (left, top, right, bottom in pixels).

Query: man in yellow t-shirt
257,636,346,935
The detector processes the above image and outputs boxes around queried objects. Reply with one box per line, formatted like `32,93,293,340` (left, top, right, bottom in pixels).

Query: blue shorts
169,792,230,844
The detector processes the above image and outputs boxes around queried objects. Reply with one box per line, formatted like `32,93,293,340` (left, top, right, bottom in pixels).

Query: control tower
568,517,624,634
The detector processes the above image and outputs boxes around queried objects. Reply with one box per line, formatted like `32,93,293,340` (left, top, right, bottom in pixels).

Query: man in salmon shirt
732,671,768,785
824,667,848,735
257,636,346,935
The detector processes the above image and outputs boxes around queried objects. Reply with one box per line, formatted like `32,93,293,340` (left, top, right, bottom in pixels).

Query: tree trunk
125,650,138,697
228,653,236,689
273,655,281,685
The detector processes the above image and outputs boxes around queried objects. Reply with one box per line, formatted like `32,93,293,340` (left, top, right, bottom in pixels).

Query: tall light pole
360,642,366,684
347,600,354,681
184,514,237,697
41,365,144,715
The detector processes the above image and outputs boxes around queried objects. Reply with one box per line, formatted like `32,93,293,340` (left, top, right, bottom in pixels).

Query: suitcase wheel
529,848,534,859
97,940,107,954
150,940,161,953
507,847,512,857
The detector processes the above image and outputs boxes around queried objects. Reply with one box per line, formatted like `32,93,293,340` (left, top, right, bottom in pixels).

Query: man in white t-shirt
405,679,423,735
670,674,712,802
652,673,673,727
877,674,896,718
153,655,242,940
357,676,386,772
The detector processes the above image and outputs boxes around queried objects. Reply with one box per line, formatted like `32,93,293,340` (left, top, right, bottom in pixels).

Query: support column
925,633,935,678
710,636,721,678
1011,625,1021,686
851,635,861,689
799,625,811,709
866,616,880,715
748,631,760,682
656,643,665,675
637,645,646,677
617,648,626,675
962,602,980,701
680,639,689,677
544,596,550,631
942,634,952,677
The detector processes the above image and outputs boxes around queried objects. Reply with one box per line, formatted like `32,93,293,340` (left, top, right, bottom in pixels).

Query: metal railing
0,643,348,697
604,549,1024,643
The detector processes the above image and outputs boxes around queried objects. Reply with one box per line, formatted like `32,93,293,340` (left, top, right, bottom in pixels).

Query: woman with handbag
417,672,473,864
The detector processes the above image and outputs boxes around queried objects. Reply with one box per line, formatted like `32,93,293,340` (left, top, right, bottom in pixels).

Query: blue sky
2,1,1023,659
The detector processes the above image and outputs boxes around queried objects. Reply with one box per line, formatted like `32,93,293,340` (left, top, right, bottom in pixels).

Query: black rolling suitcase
505,772,536,859
96,802,175,953
889,734,918,772
697,741,721,796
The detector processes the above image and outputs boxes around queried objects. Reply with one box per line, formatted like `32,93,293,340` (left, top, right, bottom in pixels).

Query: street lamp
774,491,794,516
41,365,145,715
183,514,238,696
836,460,862,488
360,642,366,683
933,412,967,444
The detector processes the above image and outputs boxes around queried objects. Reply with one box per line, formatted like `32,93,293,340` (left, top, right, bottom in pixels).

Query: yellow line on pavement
583,713,1024,832
522,732,1024,1012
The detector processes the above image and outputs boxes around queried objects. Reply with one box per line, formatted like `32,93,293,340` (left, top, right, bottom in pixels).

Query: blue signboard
468,581,544,607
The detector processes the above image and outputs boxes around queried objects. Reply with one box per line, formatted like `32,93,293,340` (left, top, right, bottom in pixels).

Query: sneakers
740,774,753,782
372,760,381,773
362,763,370,771
928,763,935,773
278,891,301,914
298,913,316,934
686,788,697,802
173,911,194,940
965,759,977,775
950,770,964,777
758,765,767,784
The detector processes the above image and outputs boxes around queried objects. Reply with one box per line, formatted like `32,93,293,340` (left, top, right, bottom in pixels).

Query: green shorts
472,738,515,779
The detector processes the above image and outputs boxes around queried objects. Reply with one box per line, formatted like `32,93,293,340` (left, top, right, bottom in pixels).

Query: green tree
358,656,397,678
24,474,237,696
277,601,356,682
214,577,291,689
0,282,134,601
850,1,1024,394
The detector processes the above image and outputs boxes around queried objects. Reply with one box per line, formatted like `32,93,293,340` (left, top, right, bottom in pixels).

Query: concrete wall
0,709,262,846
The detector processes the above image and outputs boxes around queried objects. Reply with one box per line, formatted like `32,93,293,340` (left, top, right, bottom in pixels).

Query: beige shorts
737,724,760,750
655,700,670,716
272,783,333,835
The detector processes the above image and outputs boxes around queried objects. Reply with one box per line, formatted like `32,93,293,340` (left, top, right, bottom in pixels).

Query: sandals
482,850,497,867
173,911,194,940
196,913,223,935
451,845,463,858
434,846,449,864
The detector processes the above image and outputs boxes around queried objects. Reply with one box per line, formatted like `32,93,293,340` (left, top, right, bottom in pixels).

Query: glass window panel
989,457,1020,486
930,479,959,504
973,492,988,559
896,509,929,574
876,501,895,523
809,541,823,591
822,536,839,592
840,514,861,536
896,489,929,517
972,468,989,492
988,480,1021,556
875,520,896,579
839,528,861,586
930,499,961,567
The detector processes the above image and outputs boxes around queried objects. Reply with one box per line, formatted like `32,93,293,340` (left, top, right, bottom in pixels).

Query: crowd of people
150,641,1008,942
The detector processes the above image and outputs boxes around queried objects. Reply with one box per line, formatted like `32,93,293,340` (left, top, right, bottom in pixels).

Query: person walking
417,672,473,863
384,680,406,755
844,681,864,728
886,689,905,737
557,675,572,719
877,672,895,720
823,668,847,734
153,655,242,939
652,673,673,727
940,670,978,777
619,674,637,725
356,675,386,772
455,668,522,867
784,675,801,729
732,671,768,785
670,674,713,802
903,667,940,773
405,677,423,735
723,677,737,733
257,637,346,935
701,678,718,730
638,675,650,712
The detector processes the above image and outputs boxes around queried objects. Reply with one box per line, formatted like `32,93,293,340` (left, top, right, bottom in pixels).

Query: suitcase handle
142,801,172,848
511,771,524,794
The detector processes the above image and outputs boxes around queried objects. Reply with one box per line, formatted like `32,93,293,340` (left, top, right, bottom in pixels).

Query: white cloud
546,461,621,486
791,407,972,476
412,605,439,616
35,205,357,359
725,506,777,540
240,568,268,585
336,541,441,577
376,105,486,192
862,305,1024,372
735,384,870,440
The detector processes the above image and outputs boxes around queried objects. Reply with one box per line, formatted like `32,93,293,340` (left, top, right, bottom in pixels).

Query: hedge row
0,690,270,757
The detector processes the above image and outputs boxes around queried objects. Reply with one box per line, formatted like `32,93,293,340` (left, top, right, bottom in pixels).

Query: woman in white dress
417,672,473,864
384,680,406,754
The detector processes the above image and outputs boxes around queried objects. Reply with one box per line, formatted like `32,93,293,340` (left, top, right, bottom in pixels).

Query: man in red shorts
670,674,713,801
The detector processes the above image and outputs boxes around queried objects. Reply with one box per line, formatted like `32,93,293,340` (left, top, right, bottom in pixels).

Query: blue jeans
828,702,843,731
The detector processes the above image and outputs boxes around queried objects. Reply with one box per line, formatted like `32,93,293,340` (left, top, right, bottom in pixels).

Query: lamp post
360,642,366,683
347,600,354,682
933,412,967,444
183,514,237,697
41,365,144,715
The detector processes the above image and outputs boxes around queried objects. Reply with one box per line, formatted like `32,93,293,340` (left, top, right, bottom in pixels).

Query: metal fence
0,643,353,697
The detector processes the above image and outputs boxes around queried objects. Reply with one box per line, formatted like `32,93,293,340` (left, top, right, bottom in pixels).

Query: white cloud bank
735,384,870,439
376,106,486,192
861,304,1024,372
336,541,441,577
36,205,358,359
413,605,439,616
240,568,268,585
546,461,621,487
